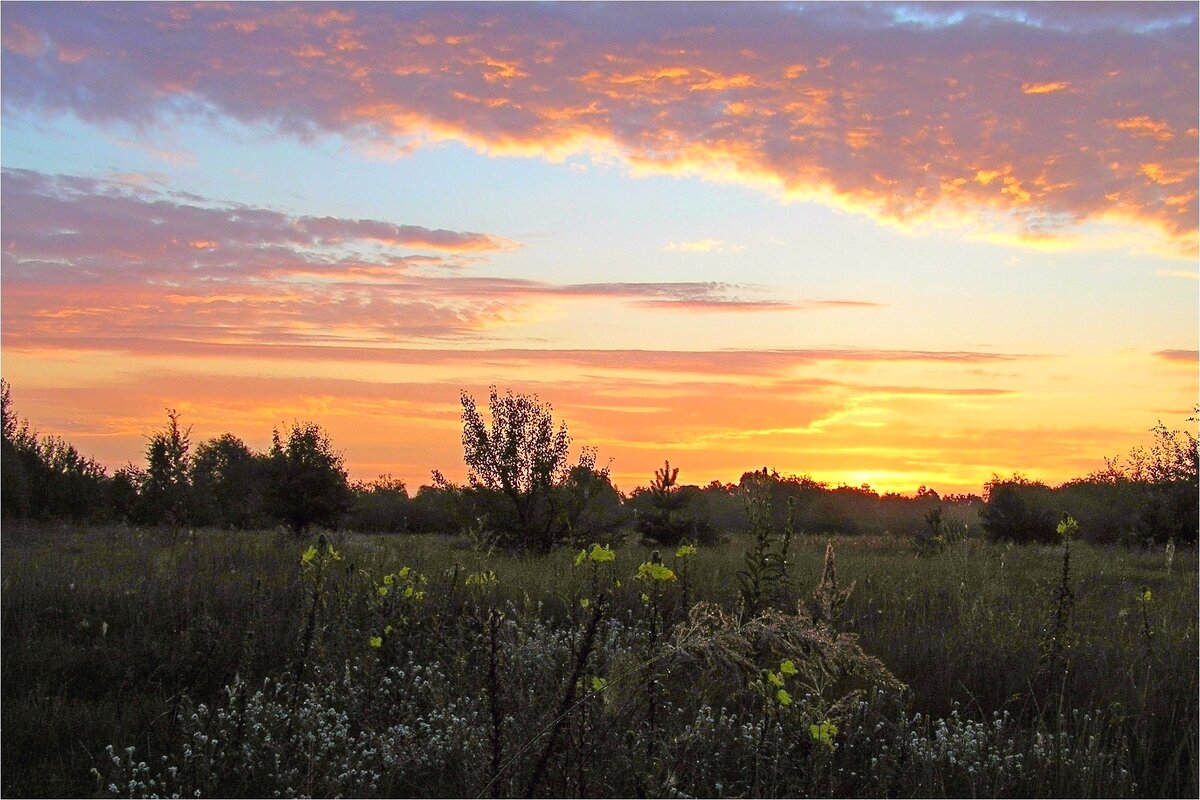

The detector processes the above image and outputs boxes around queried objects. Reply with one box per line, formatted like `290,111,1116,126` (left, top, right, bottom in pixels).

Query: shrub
981,476,1058,544
346,475,411,533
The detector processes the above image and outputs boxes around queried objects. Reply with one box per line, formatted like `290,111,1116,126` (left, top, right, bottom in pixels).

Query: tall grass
2,523,1195,797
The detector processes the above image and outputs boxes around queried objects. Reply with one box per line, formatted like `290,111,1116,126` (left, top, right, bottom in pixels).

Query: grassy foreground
2,523,1196,797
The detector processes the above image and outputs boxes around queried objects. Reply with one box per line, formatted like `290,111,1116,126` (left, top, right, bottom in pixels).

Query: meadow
1,522,1195,798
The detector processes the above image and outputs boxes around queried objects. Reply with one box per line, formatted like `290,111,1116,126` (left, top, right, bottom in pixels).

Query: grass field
2,523,1196,797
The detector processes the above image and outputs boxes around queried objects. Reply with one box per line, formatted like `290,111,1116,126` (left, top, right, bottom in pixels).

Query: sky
1,1,1197,496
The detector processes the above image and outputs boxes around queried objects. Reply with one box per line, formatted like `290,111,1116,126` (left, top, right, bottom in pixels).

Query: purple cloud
3,2,1195,253
2,168,876,353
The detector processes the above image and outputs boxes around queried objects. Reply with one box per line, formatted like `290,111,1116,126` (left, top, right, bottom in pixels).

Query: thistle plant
674,542,698,613
1136,585,1156,667
574,542,617,608
635,550,676,773
738,491,796,620
522,590,608,798
1038,516,1077,701
292,534,342,709
811,540,853,629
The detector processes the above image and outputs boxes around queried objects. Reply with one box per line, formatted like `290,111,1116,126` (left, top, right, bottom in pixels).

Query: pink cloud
4,3,1195,253
1154,349,1198,365
1,168,881,352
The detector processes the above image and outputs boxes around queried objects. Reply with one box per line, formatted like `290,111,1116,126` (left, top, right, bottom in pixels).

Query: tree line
1,381,1195,548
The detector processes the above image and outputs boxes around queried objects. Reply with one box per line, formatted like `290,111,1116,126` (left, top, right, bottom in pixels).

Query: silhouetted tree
34,435,109,520
191,433,269,529
142,409,193,525
407,484,460,533
2,381,109,521
345,474,410,533
109,463,144,523
266,421,352,534
454,387,603,551
636,460,695,545
1,379,33,518
557,458,627,543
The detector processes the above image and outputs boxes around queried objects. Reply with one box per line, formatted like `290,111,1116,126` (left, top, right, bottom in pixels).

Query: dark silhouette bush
980,476,1058,544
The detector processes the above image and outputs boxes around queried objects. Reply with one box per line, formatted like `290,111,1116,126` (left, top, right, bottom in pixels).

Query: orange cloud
1021,81,1070,95
5,346,1184,498
663,239,744,253
1154,349,1198,365
3,3,1195,255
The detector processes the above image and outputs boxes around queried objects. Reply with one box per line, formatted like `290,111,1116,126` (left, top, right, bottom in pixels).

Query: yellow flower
369,636,383,648
588,544,616,563
810,720,838,749
675,544,698,559
377,585,389,597
580,597,590,608
465,570,497,588
779,659,797,676
591,676,608,692
301,546,318,564
1142,588,1152,604
574,549,588,568
767,671,785,688
776,689,792,706
635,562,676,582
1056,515,1079,540
383,574,394,586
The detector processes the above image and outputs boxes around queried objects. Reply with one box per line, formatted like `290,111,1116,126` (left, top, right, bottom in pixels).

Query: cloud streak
1,168,879,352
1154,349,1198,365
2,3,1195,255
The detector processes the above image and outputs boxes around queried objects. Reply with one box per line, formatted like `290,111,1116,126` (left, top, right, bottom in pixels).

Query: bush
981,476,1058,544
346,475,411,533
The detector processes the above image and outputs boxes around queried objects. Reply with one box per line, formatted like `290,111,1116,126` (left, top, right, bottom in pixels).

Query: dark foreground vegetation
1,525,1196,798
1,381,1197,797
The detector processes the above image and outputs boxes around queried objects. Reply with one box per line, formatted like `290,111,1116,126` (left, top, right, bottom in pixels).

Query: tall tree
143,409,193,525
191,433,269,529
266,421,352,534
455,387,609,551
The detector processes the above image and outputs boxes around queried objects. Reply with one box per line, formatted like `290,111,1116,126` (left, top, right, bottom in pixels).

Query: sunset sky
2,1,1197,496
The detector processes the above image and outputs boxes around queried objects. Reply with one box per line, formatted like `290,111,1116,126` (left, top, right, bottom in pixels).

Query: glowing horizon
2,2,1196,497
